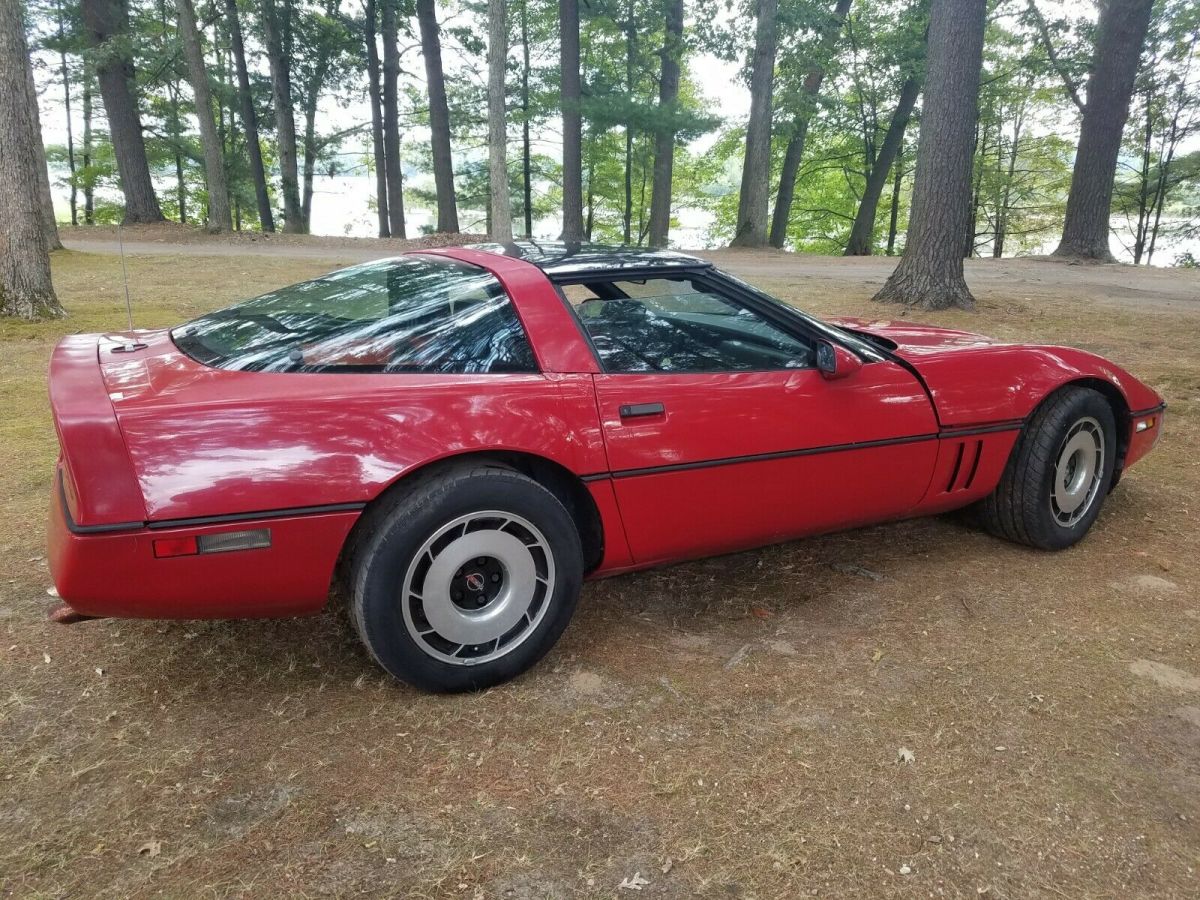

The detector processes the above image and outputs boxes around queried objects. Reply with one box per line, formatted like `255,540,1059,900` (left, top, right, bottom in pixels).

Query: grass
1,246,1198,898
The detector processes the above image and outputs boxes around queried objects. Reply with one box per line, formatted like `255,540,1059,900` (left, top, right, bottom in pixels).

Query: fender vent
945,440,984,492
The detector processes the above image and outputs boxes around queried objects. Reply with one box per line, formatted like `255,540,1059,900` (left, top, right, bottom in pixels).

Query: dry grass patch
1,248,1198,898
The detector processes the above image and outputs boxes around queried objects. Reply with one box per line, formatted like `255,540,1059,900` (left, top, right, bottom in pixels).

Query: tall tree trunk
0,0,63,318
584,150,594,241
300,7,333,233
56,0,77,226
382,0,406,237
82,70,94,224
874,0,986,311
559,0,583,242
729,0,778,248
885,144,902,255
487,0,512,241
363,0,390,236
964,117,990,258
262,0,303,233
622,0,635,245
647,0,683,248
81,0,164,223
417,0,458,233
994,110,1023,258
519,0,532,237
845,74,919,256
768,0,852,248
225,0,274,231
1053,0,1155,261
23,40,62,249
159,0,186,223
178,0,232,231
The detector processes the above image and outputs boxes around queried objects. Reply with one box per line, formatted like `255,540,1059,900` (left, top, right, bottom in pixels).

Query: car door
557,272,940,566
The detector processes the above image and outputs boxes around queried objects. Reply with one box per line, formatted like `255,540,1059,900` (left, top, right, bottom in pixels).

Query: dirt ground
2,233,1199,898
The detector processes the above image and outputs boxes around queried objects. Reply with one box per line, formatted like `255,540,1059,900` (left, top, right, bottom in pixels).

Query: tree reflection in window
564,277,814,373
172,255,537,374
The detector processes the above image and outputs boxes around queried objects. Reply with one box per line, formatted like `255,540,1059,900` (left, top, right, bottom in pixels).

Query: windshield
171,255,538,374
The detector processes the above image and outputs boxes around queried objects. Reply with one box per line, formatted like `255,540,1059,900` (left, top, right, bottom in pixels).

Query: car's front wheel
350,464,583,692
979,386,1118,550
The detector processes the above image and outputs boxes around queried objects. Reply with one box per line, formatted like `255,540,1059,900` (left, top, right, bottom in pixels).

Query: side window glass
561,277,814,373
173,256,538,374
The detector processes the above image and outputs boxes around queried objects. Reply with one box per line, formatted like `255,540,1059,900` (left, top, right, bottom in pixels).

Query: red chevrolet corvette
48,243,1164,690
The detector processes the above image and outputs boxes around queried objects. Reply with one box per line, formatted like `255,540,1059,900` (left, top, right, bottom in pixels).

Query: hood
827,317,1002,361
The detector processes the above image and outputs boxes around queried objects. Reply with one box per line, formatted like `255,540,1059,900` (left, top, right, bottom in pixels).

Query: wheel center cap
465,572,486,592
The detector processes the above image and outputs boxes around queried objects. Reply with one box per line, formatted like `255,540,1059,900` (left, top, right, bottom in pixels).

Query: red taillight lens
153,536,198,558
60,465,80,519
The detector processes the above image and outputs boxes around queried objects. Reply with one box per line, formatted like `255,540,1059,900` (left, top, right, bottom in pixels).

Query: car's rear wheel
350,464,583,692
979,386,1118,550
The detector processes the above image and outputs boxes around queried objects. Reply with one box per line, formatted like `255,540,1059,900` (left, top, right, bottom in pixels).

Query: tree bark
381,0,406,237
994,110,1023,258
519,0,532,237
874,0,985,311
1052,0,1155,261
0,0,62,318
487,0,513,241
363,0,390,236
622,0,635,244
55,0,77,226
729,0,778,248
559,0,583,243
647,0,683,248
82,69,94,224
23,40,62,249
845,74,919,255
81,0,164,223
262,0,304,233
885,144,902,255
768,0,852,249
417,0,458,233
225,0,274,231
178,0,232,231
299,4,335,233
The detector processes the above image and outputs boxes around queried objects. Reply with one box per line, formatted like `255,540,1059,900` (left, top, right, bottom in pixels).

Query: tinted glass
562,277,814,373
172,256,537,374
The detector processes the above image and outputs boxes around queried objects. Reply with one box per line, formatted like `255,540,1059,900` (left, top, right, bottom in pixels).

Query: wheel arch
1057,377,1132,485
334,450,605,599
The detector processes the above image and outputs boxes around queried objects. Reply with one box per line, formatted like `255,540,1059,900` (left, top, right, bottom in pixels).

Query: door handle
619,402,665,419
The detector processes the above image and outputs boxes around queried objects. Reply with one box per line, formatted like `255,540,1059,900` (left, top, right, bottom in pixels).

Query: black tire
350,464,583,692
979,386,1118,550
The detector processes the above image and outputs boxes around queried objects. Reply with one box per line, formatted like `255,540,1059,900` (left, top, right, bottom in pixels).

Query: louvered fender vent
945,440,984,493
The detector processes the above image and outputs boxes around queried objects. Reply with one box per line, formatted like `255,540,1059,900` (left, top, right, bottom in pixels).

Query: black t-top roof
469,240,709,277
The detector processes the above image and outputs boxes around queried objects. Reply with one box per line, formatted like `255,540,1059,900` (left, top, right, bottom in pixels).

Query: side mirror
815,340,864,381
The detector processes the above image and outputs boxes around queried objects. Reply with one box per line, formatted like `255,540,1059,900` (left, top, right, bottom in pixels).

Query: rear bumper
48,464,360,619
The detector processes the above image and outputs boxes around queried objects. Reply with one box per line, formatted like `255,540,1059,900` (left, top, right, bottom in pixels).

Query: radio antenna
117,223,134,331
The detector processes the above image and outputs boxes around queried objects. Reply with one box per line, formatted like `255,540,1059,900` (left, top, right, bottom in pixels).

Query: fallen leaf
871,648,884,663
750,606,772,619
42,652,51,664
137,840,161,858
897,747,915,765
661,857,674,875
618,872,650,891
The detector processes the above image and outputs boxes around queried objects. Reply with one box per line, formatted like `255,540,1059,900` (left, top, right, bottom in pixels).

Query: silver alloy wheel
400,510,556,665
1050,416,1105,527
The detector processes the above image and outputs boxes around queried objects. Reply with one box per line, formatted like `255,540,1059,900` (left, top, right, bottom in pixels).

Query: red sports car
48,244,1164,691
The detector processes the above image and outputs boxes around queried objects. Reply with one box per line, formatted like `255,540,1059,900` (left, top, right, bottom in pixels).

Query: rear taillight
153,529,271,558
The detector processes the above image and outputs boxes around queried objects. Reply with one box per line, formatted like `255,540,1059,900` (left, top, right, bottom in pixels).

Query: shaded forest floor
2,240,1198,898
